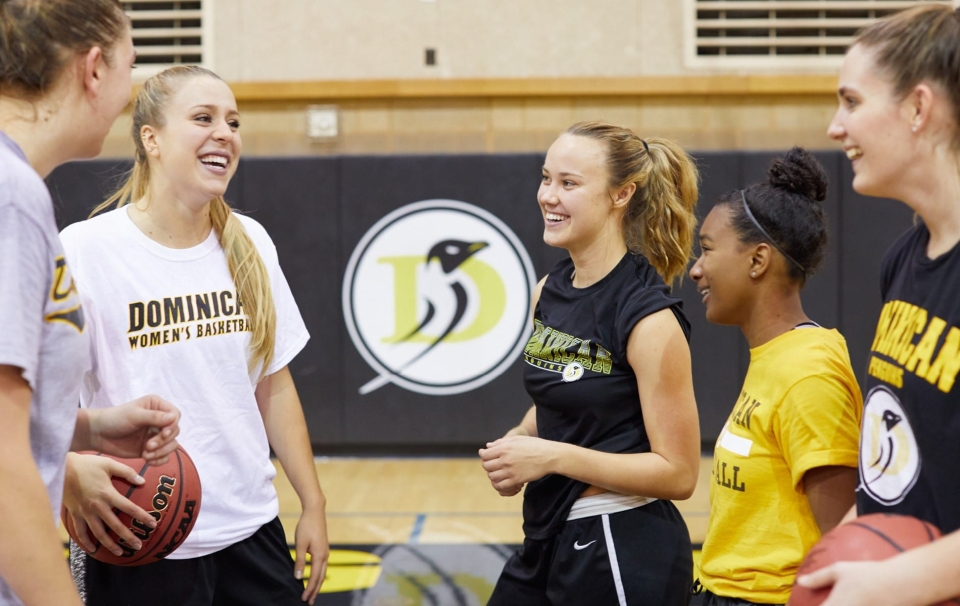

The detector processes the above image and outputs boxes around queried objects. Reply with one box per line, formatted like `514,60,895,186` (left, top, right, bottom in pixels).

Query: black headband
740,190,806,275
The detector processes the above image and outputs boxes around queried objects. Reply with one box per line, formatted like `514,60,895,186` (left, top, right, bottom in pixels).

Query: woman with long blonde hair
60,66,328,606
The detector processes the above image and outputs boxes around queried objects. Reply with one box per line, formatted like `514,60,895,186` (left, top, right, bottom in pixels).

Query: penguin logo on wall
343,200,536,396
859,385,921,506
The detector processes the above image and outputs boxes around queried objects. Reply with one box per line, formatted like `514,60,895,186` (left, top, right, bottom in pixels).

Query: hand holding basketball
62,446,202,566
83,395,181,463
797,559,906,606
62,453,156,556
790,514,960,606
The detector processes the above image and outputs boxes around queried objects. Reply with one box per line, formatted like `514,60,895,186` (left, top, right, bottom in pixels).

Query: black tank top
858,224,960,534
521,252,691,539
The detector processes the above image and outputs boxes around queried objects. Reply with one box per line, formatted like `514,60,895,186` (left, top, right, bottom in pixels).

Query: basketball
788,513,950,606
62,446,202,567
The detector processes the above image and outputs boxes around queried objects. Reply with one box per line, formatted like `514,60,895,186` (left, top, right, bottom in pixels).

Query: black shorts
73,517,306,606
489,499,692,606
699,589,784,606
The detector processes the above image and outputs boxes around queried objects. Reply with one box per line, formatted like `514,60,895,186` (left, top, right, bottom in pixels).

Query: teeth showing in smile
200,155,228,168
846,148,863,160
699,289,710,299
545,212,568,222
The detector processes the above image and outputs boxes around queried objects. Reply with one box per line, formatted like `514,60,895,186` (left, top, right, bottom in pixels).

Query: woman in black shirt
799,5,960,605
480,121,701,605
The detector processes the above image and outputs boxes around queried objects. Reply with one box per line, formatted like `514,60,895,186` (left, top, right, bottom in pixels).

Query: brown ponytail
566,121,699,285
0,0,126,99
93,66,277,377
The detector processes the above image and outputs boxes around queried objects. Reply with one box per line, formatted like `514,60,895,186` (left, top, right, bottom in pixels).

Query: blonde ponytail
566,122,699,285
209,197,276,375
94,66,277,377
629,138,699,285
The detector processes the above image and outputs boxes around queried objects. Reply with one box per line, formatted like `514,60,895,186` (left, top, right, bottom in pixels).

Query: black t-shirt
858,224,960,534
521,252,691,540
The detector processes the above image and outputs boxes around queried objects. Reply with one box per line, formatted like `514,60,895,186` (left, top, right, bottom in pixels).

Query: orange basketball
789,513,959,606
62,446,202,566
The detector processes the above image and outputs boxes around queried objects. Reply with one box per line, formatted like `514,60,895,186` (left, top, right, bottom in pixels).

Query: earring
751,271,757,277
912,124,919,133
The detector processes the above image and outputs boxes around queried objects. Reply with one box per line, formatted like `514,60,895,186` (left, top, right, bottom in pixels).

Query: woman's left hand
294,507,329,605
479,435,559,493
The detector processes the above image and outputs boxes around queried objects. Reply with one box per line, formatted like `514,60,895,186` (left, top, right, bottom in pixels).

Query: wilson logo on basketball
343,200,535,396
859,385,921,506
123,475,176,556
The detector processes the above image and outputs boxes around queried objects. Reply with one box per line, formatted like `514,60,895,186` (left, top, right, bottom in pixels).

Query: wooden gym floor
274,456,713,604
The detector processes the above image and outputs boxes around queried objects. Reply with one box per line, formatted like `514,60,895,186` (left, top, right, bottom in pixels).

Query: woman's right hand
62,453,157,557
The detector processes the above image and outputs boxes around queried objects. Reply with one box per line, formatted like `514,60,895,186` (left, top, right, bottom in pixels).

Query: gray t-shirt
0,131,89,604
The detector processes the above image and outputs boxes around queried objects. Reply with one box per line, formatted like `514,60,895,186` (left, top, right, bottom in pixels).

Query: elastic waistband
565,492,657,521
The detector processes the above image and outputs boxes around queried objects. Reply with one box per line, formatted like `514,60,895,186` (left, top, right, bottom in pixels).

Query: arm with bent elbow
480,308,701,501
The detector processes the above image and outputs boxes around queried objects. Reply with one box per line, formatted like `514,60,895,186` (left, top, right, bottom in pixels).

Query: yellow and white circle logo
859,385,921,506
562,361,584,383
343,200,536,395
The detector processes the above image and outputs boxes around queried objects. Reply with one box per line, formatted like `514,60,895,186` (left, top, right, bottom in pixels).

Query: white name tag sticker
719,430,753,457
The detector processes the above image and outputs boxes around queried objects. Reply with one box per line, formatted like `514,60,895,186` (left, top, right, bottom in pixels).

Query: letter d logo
343,200,535,395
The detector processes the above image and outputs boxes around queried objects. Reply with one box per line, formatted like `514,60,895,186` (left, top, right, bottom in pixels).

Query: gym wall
48,151,910,453
98,0,854,157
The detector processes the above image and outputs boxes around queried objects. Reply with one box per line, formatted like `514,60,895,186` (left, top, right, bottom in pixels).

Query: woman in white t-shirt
60,66,328,606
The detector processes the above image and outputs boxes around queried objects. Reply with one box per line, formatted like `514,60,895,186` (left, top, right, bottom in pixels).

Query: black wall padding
47,151,911,452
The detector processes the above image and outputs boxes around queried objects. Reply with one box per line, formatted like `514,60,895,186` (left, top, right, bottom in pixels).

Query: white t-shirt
60,207,309,558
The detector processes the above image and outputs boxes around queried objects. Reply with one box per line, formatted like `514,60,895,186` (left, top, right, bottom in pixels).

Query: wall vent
687,0,956,69
125,1,212,75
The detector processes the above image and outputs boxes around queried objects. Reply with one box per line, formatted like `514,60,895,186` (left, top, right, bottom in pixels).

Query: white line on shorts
601,514,628,606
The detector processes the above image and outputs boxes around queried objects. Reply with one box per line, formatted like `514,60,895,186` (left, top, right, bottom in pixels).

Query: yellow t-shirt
699,327,862,604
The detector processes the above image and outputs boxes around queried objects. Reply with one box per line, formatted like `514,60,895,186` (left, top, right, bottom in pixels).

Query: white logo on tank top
562,360,585,382
573,540,596,550
859,385,921,505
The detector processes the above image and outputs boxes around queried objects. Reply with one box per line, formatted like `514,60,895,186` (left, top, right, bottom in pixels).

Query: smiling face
827,43,916,199
538,133,626,253
689,205,756,326
144,76,241,205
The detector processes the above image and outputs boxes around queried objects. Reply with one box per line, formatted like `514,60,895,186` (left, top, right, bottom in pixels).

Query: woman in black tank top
480,121,701,605
799,5,960,606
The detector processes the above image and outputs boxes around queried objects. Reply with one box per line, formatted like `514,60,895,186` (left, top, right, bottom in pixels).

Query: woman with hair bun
798,4,960,605
0,1,183,605
690,147,863,606
480,121,701,605
59,66,328,605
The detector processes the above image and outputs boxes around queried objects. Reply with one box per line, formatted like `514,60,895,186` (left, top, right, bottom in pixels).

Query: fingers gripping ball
789,513,959,606
62,446,202,566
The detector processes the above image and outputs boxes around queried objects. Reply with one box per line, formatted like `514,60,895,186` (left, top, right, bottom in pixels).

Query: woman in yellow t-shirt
689,147,863,606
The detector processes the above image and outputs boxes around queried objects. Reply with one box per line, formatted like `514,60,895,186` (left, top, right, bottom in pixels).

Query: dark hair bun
767,146,828,203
